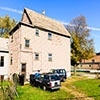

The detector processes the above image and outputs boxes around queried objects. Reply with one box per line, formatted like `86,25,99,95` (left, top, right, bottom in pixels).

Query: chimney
42,10,45,15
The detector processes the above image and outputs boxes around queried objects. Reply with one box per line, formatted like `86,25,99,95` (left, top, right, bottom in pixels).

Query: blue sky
0,0,100,52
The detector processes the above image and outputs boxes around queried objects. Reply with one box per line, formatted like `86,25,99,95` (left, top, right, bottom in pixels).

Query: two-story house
9,8,71,80
0,37,9,80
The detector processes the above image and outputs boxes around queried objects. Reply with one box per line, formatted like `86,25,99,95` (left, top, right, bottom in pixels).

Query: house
0,37,9,80
8,8,71,80
77,54,100,70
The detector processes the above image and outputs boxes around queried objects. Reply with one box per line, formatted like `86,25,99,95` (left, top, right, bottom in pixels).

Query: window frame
48,33,52,40
34,52,39,61
0,56,4,67
10,56,13,65
35,29,39,36
48,53,52,61
11,35,13,42
25,39,30,48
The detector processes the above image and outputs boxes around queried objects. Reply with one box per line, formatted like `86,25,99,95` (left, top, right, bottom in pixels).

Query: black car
50,69,67,82
30,73,61,91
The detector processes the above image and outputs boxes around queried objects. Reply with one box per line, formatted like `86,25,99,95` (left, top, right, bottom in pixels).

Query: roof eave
9,21,71,38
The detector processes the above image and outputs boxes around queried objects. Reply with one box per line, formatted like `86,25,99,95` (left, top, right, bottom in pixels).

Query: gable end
21,9,32,24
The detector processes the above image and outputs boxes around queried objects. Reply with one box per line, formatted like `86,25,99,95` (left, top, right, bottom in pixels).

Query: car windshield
58,70,65,73
50,75,60,81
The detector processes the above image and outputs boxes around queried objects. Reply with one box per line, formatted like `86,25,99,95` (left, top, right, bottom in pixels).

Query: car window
54,70,58,73
44,75,49,80
50,75,60,81
59,70,65,73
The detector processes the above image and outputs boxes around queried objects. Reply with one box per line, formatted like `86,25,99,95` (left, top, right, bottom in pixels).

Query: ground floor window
0,56,4,67
10,57,13,65
89,64,91,67
80,64,82,67
35,52,39,60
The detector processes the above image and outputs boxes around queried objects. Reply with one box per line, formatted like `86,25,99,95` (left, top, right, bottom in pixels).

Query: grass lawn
72,78,100,100
15,85,74,100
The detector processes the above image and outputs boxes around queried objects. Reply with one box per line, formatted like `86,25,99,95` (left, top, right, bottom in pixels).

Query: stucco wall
9,28,21,76
19,25,71,79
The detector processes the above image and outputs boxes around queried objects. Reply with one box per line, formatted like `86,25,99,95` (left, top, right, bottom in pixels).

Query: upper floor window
35,29,39,36
0,56,4,67
11,35,13,42
25,39,30,48
48,53,52,61
48,33,52,40
35,53,39,60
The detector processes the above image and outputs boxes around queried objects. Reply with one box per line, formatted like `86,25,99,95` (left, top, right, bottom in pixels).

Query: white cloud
0,7,23,14
0,7,100,32
61,21,100,31
87,27,100,31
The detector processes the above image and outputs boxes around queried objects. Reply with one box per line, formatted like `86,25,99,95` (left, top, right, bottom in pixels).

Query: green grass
15,85,74,100
0,81,10,86
73,79,100,100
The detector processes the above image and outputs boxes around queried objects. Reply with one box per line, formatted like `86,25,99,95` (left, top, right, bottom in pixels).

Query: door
21,63,26,79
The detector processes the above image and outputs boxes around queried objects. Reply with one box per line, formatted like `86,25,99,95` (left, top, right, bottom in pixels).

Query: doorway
21,63,26,79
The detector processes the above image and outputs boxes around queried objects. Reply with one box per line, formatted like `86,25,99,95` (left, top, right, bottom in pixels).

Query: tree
66,15,95,68
0,15,17,38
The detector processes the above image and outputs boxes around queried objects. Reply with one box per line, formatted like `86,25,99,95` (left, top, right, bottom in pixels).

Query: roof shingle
24,8,71,37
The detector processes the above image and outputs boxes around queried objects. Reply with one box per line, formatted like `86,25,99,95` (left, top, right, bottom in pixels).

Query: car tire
43,85,47,91
62,78,65,82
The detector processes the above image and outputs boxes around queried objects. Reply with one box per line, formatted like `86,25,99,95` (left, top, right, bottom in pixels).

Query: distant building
0,37,9,79
77,54,100,70
8,8,71,80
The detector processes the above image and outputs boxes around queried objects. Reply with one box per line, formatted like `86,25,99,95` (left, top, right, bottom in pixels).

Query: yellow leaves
0,15,17,38
66,15,94,65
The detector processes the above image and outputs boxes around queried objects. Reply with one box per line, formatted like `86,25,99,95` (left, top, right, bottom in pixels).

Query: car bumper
50,85,61,90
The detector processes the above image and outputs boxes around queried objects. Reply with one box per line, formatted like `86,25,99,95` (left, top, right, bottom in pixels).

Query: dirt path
61,77,94,100
62,86,94,100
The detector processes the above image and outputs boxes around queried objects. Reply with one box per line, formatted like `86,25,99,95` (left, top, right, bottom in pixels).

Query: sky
0,0,100,53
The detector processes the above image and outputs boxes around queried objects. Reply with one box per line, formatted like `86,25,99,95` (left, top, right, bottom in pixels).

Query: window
51,75,60,81
48,33,52,40
48,53,52,61
11,35,13,42
25,39,30,47
92,59,95,63
10,57,13,65
89,65,91,67
35,53,39,60
35,29,39,36
21,64,26,72
44,75,49,80
0,56,4,67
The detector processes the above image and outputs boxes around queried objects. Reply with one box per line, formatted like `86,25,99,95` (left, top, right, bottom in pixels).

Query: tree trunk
74,64,77,75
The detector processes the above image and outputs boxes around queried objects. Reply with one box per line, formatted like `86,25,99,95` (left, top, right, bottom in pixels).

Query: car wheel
63,78,65,82
43,85,47,91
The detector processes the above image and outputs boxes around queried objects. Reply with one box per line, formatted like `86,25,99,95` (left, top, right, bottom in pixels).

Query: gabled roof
81,55,100,63
22,8,71,37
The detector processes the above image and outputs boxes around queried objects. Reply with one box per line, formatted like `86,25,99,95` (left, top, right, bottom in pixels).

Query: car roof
40,73,57,76
51,69,65,70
